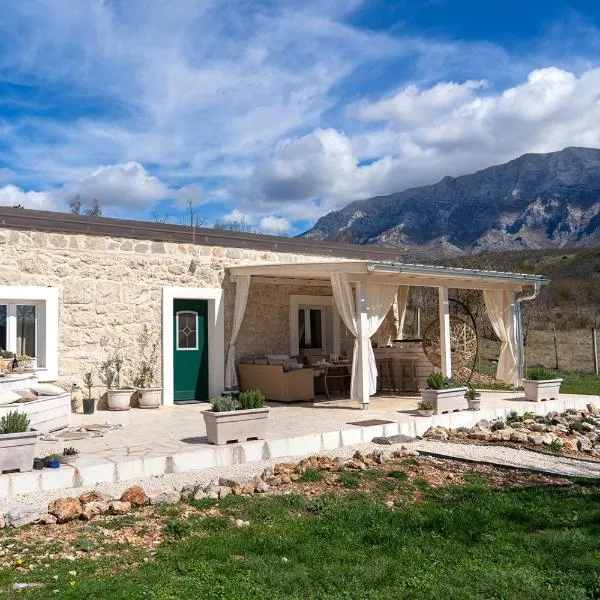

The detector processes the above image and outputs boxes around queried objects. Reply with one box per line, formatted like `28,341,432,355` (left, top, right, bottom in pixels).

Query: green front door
173,299,209,403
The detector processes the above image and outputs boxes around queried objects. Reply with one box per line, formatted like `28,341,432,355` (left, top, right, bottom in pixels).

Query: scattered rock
218,486,232,499
385,500,394,509
510,431,528,443
587,403,598,415
48,498,82,524
12,583,45,591
120,485,149,507
193,489,208,501
109,500,131,515
81,501,109,520
38,513,57,525
4,507,44,528
527,434,545,446
265,476,283,486
148,490,182,505
562,438,579,452
234,519,249,528
0,514,5,529
255,481,269,493
78,491,112,504
345,459,368,471
180,484,196,500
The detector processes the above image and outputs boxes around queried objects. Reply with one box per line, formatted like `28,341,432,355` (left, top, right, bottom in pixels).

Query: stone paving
1,391,597,501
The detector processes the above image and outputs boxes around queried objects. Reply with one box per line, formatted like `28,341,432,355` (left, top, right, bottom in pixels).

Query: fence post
553,327,559,371
593,327,599,376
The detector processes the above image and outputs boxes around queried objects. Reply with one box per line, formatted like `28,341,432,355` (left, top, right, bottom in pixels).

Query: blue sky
1,0,600,235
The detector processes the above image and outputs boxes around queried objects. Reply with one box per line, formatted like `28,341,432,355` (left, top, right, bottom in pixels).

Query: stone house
0,207,548,408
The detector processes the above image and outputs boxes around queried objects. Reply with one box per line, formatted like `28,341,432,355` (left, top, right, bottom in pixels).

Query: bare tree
179,199,205,228
68,195,82,215
152,213,171,224
213,217,254,233
83,198,102,217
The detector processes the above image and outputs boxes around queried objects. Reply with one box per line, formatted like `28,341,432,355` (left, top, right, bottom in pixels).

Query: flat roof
229,260,550,291
0,206,409,262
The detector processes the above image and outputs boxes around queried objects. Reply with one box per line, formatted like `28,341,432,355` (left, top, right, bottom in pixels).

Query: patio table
311,361,351,398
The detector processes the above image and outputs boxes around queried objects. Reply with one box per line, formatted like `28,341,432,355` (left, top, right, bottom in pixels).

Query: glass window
16,305,36,358
299,308,323,350
0,305,6,352
177,311,198,350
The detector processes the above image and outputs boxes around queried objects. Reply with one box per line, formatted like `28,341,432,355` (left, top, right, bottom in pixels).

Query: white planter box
137,387,162,409
0,393,70,433
523,379,563,402
421,387,468,415
107,389,133,411
203,407,270,445
0,430,39,473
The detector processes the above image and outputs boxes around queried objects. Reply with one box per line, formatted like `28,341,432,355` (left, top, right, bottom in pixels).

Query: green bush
426,372,456,390
549,439,563,453
210,395,238,412
0,411,30,434
527,366,559,380
238,389,265,410
417,399,434,411
490,419,505,431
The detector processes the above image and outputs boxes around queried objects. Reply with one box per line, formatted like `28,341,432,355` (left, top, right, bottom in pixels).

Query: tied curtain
394,286,410,341
330,273,397,402
225,275,251,389
483,290,520,386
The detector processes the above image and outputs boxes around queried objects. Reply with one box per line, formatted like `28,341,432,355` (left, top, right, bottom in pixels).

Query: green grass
3,479,600,599
559,371,600,395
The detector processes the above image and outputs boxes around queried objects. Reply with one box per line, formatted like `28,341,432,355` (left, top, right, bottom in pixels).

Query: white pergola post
438,286,452,378
355,281,371,409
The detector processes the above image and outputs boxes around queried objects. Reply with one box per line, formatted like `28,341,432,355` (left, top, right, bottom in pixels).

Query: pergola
228,260,550,408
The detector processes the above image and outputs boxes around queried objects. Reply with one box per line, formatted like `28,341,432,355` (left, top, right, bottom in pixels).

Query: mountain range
301,147,600,258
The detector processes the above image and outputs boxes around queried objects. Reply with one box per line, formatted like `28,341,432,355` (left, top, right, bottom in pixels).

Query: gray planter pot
467,399,481,411
420,387,468,415
0,430,39,473
417,409,434,417
203,407,270,445
523,379,563,402
137,387,162,409
107,389,132,411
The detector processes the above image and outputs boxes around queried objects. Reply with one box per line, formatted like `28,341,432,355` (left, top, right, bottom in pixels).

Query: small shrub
527,366,559,380
164,519,191,540
0,411,30,434
210,395,238,412
490,420,505,431
238,389,265,410
387,470,408,481
523,412,536,421
506,411,522,424
426,372,453,390
337,472,361,488
73,536,95,553
570,420,586,434
456,426,470,433
549,439,563,453
300,469,324,483
465,387,478,401
417,399,434,411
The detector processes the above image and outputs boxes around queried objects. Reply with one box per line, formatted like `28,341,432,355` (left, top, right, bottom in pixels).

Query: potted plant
60,446,79,464
523,367,563,402
416,399,434,417
133,325,162,409
203,390,270,445
465,387,481,411
82,370,96,415
99,350,132,411
0,410,38,473
17,355,34,371
420,372,468,415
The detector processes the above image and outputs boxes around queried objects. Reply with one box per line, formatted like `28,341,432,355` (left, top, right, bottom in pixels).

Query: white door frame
162,287,224,406
289,294,341,357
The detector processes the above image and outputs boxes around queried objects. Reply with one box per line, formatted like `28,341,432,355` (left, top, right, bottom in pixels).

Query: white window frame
0,286,59,379
2,303,39,360
289,295,340,357
175,310,199,351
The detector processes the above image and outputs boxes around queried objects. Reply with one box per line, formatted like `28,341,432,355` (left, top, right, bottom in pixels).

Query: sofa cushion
30,383,66,396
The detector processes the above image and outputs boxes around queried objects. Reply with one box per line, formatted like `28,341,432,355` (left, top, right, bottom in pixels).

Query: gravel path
414,439,600,479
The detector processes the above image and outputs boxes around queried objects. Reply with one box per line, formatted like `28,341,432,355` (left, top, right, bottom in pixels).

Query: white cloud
243,66,600,220
223,209,253,224
259,215,292,234
0,185,55,210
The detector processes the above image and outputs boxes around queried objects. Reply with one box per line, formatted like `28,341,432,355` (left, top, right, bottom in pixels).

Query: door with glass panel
173,299,209,403
0,303,37,364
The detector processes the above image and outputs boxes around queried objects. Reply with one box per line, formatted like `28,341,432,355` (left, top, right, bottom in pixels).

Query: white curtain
330,274,397,402
225,275,251,389
394,286,410,340
483,290,520,386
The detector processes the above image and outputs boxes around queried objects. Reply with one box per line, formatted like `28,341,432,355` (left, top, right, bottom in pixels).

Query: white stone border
162,287,224,406
0,285,59,380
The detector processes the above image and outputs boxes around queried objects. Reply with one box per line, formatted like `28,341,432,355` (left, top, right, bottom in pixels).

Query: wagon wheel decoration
421,296,480,385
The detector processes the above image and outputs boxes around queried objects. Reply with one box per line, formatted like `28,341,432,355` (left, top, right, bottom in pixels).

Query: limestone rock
0,514,5,529
490,429,512,442
274,462,295,475
218,486,232,499
345,459,368,471
527,434,544,446
109,501,131,515
148,490,181,505
120,485,149,507
193,489,208,501
49,497,83,523
510,431,528,443
587,403,598,415
38,513,57,525
78,491,112,504
265,476,282,486
469,429,490,441
180,484,196,500
562,437,579,452
81,501,109,520
255,481,269,493
5,507,44,528
578,436,593,452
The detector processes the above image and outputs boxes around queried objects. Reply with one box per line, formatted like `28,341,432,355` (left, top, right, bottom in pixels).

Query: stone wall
0,227,345,391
